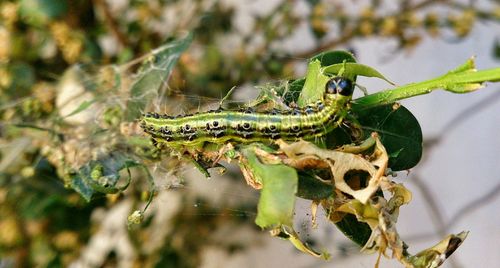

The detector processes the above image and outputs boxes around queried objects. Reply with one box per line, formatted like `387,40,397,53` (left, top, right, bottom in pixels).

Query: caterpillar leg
187,156,227,178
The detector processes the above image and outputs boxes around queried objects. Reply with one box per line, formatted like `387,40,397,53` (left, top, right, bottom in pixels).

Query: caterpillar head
325,76,354,97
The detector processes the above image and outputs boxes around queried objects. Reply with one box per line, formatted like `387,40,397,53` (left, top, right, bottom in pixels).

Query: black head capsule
325,77,354,96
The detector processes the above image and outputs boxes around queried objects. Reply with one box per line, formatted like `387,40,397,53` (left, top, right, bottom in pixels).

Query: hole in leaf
344,169,370,190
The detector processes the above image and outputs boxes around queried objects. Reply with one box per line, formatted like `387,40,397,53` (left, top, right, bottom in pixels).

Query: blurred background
0,0,499,267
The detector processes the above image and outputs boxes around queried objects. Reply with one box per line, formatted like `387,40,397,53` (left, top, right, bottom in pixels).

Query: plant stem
352,67,500,110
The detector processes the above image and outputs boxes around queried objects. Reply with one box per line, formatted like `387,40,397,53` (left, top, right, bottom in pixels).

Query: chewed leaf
124,33,193,120
337,199,380,229
278,136,389,204
241,147,297,228
408,231,468,267
322,62,395,85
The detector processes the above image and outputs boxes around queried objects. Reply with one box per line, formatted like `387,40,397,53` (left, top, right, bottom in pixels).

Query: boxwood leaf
352,104,423,171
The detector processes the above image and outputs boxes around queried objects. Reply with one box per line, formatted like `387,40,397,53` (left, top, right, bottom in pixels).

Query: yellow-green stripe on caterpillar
140,77,354,147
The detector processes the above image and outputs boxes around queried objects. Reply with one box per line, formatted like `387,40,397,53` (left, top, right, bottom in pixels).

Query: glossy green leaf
353,104,423,171
310,50,357,66
323,62,395,85
335,214,372,246
242,148,298,228
124,34,193,120
296,171,333,200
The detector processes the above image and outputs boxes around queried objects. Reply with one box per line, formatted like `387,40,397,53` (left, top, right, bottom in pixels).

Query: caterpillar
140,76,354,147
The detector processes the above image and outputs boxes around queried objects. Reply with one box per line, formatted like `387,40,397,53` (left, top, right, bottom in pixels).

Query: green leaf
353,104,423,171
335,214,372,246
310,50,357,66
124,34,193,120
242,148,298,228
296,171,333,200
280,51,357,104
70,153,140,201
70,173,94,202
322,62,395,85
297,60,331,106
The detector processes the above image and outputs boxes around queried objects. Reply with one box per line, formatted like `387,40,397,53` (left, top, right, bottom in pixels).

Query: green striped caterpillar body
140,77,354,147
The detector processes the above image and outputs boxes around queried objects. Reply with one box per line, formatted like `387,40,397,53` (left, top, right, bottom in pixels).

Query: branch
353,59,500,110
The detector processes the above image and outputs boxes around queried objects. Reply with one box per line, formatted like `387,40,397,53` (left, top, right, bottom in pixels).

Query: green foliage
335,214,372,246
295,171,333,200
355,105,422,171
